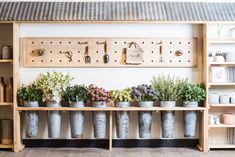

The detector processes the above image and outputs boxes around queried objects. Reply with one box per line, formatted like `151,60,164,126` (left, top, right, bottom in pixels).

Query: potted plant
182,83,206,137
88,84,110,139
152,74,187,138
17,83,43,138
110,88,132,139
131,84,158,138
63,85,88,138
35,72,73,138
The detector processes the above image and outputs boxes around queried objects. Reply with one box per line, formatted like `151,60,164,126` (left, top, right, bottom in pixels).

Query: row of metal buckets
24,101,198,139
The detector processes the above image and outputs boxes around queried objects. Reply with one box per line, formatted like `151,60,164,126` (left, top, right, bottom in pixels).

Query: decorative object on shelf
221,113,235,125
152,74,187,138
131,85,157,138
220,95,230,104
214,51,225,62
35,72,73,138
126,42,144,65
211,67,227,83
5,77,13,102
1,45,13,59
208,52,214,63
63,85,88,138
17,84,43,138
1,119,13,144
84,46,91,64
0,77,6,102
182,83,206,137
227,128,235,145
208,93,220,104
231,92,235,104
88,84,110,139
110,88,132,139
225,52,235,62
229,27,235,40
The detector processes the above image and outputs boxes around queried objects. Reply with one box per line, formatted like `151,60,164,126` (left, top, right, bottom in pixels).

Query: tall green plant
35,72,73,102
182,83,206,102
151,74,187,101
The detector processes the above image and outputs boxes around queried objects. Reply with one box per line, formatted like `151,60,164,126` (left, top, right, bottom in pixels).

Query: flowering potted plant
110,88,132,139
152,74,187,138
182,83,206,137
88,84,110,138
35,72,73,138
63,85,88,138
17,83,43,138
131,84,158,138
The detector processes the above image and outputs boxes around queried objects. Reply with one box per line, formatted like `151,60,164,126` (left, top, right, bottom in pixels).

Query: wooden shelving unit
0,144,13,149
207,24,235,151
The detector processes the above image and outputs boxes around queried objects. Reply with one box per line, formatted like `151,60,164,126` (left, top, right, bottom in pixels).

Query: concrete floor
0,148,235,157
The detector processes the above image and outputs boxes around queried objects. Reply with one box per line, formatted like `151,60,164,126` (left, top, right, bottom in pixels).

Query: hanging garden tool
103,41,109,64
64,51,73,62
157,41,164,62
98,41,109,64
84,46,91,64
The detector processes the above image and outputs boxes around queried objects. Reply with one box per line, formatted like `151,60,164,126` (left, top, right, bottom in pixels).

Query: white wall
19,23,202,139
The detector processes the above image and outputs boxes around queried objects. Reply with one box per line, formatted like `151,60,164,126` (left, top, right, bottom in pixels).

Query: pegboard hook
78,42,88,45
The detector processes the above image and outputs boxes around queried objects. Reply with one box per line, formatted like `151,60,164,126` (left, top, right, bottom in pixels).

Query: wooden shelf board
208,82,235,86
210,104,235,107
209,124,235,128
16,106,206,111
209,144,235,149
208,40,235,44
0,59,13,63
0,102,13,106
0,144,13,149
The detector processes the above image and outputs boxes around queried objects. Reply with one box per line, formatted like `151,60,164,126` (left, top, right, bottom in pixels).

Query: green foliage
63,85,88,103
110,88,133,102
151,74,187,101
35,72,73,102
17,84,43,102
182,82,206,102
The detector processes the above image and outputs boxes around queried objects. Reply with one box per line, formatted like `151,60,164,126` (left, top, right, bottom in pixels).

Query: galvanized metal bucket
160,101,176,138
138,101,153,138
183,101,198,137
23,101,39,138
92,101,107,139
70,101,85,138
115,102,130,139
47,101,61,138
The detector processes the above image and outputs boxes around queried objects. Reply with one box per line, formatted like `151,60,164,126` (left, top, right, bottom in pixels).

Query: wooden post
109,111,113,150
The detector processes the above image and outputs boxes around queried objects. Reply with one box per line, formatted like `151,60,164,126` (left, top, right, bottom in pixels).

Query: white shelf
208,40,235,44
209,62,235,66
209,144,235,149
208,82,235,86
210,104,235,107
209,124,235,128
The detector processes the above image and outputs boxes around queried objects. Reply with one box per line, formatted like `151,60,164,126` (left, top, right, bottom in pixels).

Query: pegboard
21,37,197,67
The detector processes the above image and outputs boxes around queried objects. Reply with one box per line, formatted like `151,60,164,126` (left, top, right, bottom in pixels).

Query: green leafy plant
35,72,73,102
131,84,158,102
63,85,88,103
88,84,110,101
151,74,187,101
110,88,133,102
182,83,206,102
17,84,43,102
